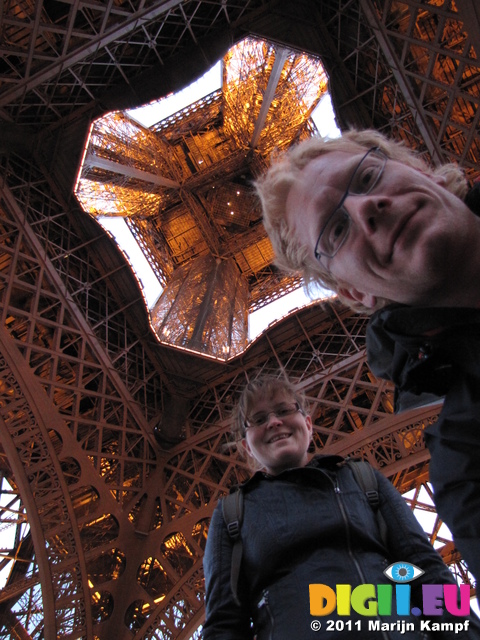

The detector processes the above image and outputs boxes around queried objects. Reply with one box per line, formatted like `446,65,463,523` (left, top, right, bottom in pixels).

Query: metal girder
1,183,159,454
359,0,444,164
1,0,479,637
0,325,92,638
84,153,181,189
446,0,480,61
0,0,186,107
250,47,290,148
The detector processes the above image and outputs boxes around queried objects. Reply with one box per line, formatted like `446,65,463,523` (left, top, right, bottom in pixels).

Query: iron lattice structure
0,1,479,638
75,37,327,359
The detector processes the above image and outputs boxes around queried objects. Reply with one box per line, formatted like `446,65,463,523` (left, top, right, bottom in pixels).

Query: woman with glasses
203,373,479,639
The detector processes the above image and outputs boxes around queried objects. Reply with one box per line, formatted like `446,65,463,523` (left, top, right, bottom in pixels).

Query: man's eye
276,407,291,417
251,414,267,425
332,219,347,241
353,165,380,194
325,211,349,248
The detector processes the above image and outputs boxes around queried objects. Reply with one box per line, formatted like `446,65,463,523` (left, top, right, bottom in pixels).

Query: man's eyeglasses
314,147,387,261
244,402,303,430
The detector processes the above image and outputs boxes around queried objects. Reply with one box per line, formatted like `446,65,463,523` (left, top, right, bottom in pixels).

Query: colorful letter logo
309,561,470,617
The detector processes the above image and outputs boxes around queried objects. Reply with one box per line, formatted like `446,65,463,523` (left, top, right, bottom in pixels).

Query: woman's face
242,391,313,475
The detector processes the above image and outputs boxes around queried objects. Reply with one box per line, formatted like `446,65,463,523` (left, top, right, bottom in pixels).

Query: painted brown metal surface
0,1,479,637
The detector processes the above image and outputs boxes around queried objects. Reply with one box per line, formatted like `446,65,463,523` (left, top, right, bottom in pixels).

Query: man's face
286,148,479,308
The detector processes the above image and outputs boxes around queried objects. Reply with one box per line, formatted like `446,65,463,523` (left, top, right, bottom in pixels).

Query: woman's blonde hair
255,129,468,313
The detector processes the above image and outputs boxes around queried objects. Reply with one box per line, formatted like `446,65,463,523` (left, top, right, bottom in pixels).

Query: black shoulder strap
345,459,389,547
222,462,390,606
222,488,244,607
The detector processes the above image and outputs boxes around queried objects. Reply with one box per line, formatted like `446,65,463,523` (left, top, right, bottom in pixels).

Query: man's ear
338,286,377,309
430,173,447,187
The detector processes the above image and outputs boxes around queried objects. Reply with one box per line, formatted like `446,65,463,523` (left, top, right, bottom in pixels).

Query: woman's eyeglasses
245,402,303,429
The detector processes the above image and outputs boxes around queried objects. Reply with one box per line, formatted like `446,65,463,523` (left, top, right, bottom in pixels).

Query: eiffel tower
0,2,479,638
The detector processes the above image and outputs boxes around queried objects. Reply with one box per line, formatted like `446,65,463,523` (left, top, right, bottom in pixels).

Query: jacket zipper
257,589,274,640
328,472,391,640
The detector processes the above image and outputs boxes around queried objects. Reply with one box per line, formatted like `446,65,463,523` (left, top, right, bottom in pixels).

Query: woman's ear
305,414,315,452
305,413,313,437
241,438,251,456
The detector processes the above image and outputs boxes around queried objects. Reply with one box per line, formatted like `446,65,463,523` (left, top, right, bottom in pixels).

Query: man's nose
346,194,388,235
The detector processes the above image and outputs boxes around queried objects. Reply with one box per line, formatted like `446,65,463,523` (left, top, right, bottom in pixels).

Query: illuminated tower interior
0,2,479,639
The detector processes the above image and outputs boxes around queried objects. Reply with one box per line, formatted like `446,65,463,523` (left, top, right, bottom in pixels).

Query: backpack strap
345,459,389,547
222,461,390,606
222,488,244,607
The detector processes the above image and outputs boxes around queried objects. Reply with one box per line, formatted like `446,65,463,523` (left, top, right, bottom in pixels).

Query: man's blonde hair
255,129,468,312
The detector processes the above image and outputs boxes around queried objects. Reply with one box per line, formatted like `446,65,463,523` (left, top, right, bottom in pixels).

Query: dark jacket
203,455,478,639
367,304,480,593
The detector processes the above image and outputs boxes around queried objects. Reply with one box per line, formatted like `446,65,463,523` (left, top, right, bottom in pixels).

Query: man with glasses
256,128,480,592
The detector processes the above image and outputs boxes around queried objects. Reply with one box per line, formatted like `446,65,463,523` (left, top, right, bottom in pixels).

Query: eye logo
310,561,470,618
384,561,424,583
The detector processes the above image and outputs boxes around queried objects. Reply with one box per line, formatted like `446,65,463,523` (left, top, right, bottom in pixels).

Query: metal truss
0,0,480,638
0,155,468,638
315,0,480,178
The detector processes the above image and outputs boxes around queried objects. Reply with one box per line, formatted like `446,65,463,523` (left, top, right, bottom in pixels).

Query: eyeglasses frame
313,146,387,261
244,401,304,432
